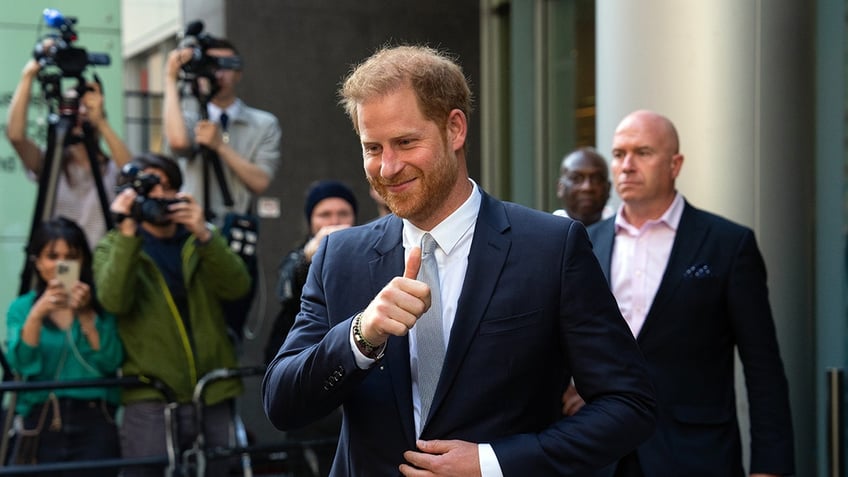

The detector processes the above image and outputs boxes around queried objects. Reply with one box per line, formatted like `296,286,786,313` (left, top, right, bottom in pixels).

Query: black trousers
20,397,120,477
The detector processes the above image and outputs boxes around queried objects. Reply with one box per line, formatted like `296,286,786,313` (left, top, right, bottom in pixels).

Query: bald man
566,110,795,477
553,147,612,225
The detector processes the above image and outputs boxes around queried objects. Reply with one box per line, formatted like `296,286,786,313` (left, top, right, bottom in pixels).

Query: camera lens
139,198,173,225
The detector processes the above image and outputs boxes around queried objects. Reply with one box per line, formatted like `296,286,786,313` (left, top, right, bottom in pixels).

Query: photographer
6,57,132,249
163,35,281,225
93,153,250,477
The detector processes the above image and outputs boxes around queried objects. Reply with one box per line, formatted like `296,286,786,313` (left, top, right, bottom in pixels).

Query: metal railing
0,375,174,475
0,367,336,476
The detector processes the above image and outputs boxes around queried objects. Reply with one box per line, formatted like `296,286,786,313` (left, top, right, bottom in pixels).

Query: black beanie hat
304,180,358,226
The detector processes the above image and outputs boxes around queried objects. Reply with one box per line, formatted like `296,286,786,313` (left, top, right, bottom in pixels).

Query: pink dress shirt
610,193,685,337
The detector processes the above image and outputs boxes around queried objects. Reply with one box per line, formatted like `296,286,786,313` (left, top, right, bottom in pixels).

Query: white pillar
596,1,813,474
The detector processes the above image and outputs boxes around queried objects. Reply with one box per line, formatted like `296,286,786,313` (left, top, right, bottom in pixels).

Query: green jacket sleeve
94,230,144,315
193,230,252,301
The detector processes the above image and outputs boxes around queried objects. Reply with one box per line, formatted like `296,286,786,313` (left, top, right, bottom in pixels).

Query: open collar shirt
611,192,684,338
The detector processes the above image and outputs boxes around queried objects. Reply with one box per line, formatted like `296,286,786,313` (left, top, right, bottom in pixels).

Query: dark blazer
587,201,795,477
263,190,656,476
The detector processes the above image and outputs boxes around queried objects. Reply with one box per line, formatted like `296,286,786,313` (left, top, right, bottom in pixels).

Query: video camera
117,164,187,225
179,20,242,83
33,8,110,78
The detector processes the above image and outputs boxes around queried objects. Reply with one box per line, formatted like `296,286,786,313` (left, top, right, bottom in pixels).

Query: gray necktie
415,233,444,426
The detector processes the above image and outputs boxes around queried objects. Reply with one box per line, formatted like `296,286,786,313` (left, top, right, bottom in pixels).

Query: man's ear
447,109,467,152
671,153,684,179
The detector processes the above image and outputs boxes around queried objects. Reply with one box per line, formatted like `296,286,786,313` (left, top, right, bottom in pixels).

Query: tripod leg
81,122,115,230
203,146,234,208
19,116,72,295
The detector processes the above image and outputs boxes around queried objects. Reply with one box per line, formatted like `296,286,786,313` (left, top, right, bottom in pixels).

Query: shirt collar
206,99,243,124
403,179,480,254
615,192,685,233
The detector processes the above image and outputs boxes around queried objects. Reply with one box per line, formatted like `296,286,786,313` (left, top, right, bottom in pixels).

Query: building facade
0,0,839,473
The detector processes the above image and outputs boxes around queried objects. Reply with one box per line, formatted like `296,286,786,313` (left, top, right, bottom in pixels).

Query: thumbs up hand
356,247,432,347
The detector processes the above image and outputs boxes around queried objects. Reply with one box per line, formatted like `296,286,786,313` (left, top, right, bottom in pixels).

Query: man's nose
619,153,636,170
380,147,403,178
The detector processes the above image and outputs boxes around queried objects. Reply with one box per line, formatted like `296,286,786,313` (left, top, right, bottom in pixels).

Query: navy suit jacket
587,201,795,476
263,190,656,476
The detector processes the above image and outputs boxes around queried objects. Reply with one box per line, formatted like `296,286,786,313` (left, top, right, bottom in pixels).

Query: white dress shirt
206,100,242,124
402,184,479,436
552,204,615,221
350,180,503,476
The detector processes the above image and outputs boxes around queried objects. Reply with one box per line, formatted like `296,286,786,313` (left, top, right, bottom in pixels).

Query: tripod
185,75,233,222
17,73,114,296
183,75,258,342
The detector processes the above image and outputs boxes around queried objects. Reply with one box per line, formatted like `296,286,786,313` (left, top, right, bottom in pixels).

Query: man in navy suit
566,110,795,477
262,46,656,476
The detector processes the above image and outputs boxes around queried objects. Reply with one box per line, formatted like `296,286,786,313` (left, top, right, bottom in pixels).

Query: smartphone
55,259,81,292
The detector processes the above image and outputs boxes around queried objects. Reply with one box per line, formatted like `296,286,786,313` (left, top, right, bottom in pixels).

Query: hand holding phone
55,259,81,293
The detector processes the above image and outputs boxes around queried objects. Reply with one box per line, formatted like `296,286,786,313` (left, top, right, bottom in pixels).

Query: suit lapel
368,216,416,444
640,202,709,338
589,218,615,284
426,192,511,428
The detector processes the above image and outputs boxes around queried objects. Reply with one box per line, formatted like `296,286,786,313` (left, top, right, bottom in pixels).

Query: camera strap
200,147,234,220
197,102,233,221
